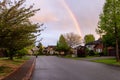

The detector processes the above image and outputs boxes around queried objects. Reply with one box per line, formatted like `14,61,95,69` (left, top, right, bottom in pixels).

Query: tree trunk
10,55,13,60
113,0,120,62
9,53,14,60
9,50,14,60
116,38,119,62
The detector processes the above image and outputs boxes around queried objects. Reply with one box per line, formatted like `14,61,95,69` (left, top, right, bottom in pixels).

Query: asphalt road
32,56,120,80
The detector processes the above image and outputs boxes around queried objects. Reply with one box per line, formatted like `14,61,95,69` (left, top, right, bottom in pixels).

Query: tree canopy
64,32,82,47
84,34,95,44
0,0,42,60
56,35,70,53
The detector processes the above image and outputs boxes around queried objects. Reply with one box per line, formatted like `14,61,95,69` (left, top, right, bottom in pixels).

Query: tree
37,42,43,55
0,0,41,60
96,23,104,38
102,33,115,47
64,32,82,47
16,48,28,58
84,34,95,44
97,0,120,61
56,35,70,54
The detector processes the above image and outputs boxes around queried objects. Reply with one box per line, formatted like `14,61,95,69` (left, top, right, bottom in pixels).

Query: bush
99,52,104,56
38,51,43,55
98,48,107,56
88,50,95,56
16,48,28,58
85,48,89,56
94,52,99,56
103,48,108,56
77,49,86,57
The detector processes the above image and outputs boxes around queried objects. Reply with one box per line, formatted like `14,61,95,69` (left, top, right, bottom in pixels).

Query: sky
26,0,105,46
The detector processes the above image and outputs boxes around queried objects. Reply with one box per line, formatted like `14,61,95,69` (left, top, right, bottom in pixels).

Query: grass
0,66,12,77
63,55,120,66
63,55,99,60
61,55,120,67
0,56,30,79
92,58,120,66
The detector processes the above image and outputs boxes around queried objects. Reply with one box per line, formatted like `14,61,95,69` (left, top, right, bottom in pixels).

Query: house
73,45,86,57
94,39,103,53
85,38,116,56
31,47,39,55
46,45,56,55
107,47,116,56
85,42,95,51
85,38,103,53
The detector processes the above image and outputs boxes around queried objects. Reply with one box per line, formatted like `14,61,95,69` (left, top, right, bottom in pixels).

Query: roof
72,45,85,49
72,44,82,49
46,45,56,49
85,38,102,46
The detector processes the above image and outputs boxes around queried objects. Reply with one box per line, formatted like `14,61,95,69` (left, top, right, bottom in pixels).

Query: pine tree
56,35,70,53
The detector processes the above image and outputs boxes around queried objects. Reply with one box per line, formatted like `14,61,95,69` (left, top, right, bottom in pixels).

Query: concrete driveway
32,56,120,80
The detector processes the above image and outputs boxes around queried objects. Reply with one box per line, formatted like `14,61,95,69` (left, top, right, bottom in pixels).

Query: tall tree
97,0,120,61
0,0,41,60
56,35,70,53
64,32,82,47
84,34,95,44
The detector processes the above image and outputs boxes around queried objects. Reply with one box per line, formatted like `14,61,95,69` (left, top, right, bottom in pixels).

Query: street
32,56,120,80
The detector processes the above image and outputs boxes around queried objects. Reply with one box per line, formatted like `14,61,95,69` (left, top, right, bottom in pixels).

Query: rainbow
61,0,82,36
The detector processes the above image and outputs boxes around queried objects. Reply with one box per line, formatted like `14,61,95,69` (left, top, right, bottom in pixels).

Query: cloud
30,13,59,23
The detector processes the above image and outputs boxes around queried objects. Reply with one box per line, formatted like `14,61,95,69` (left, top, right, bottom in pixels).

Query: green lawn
0,56,30,79
63,55,99,60
63,55,120,66
92,58,120,66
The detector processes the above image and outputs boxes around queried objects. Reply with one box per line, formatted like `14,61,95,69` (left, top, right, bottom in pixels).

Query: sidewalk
2,56,36,80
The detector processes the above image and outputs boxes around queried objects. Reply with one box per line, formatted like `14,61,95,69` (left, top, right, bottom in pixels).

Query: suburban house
85,38,103,53
45,45,56,55
72,45,86,57
94,39,103,53
31,47,39,55
85,38,117,56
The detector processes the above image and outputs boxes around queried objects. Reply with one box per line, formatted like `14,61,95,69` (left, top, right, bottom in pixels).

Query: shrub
99,52,104,56
94,52,99,56
103,48,108,56
77,49,86,57
88,50,95,56
16,48,28,58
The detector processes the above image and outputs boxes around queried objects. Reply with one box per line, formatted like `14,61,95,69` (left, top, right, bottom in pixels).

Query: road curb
22,58,36,80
